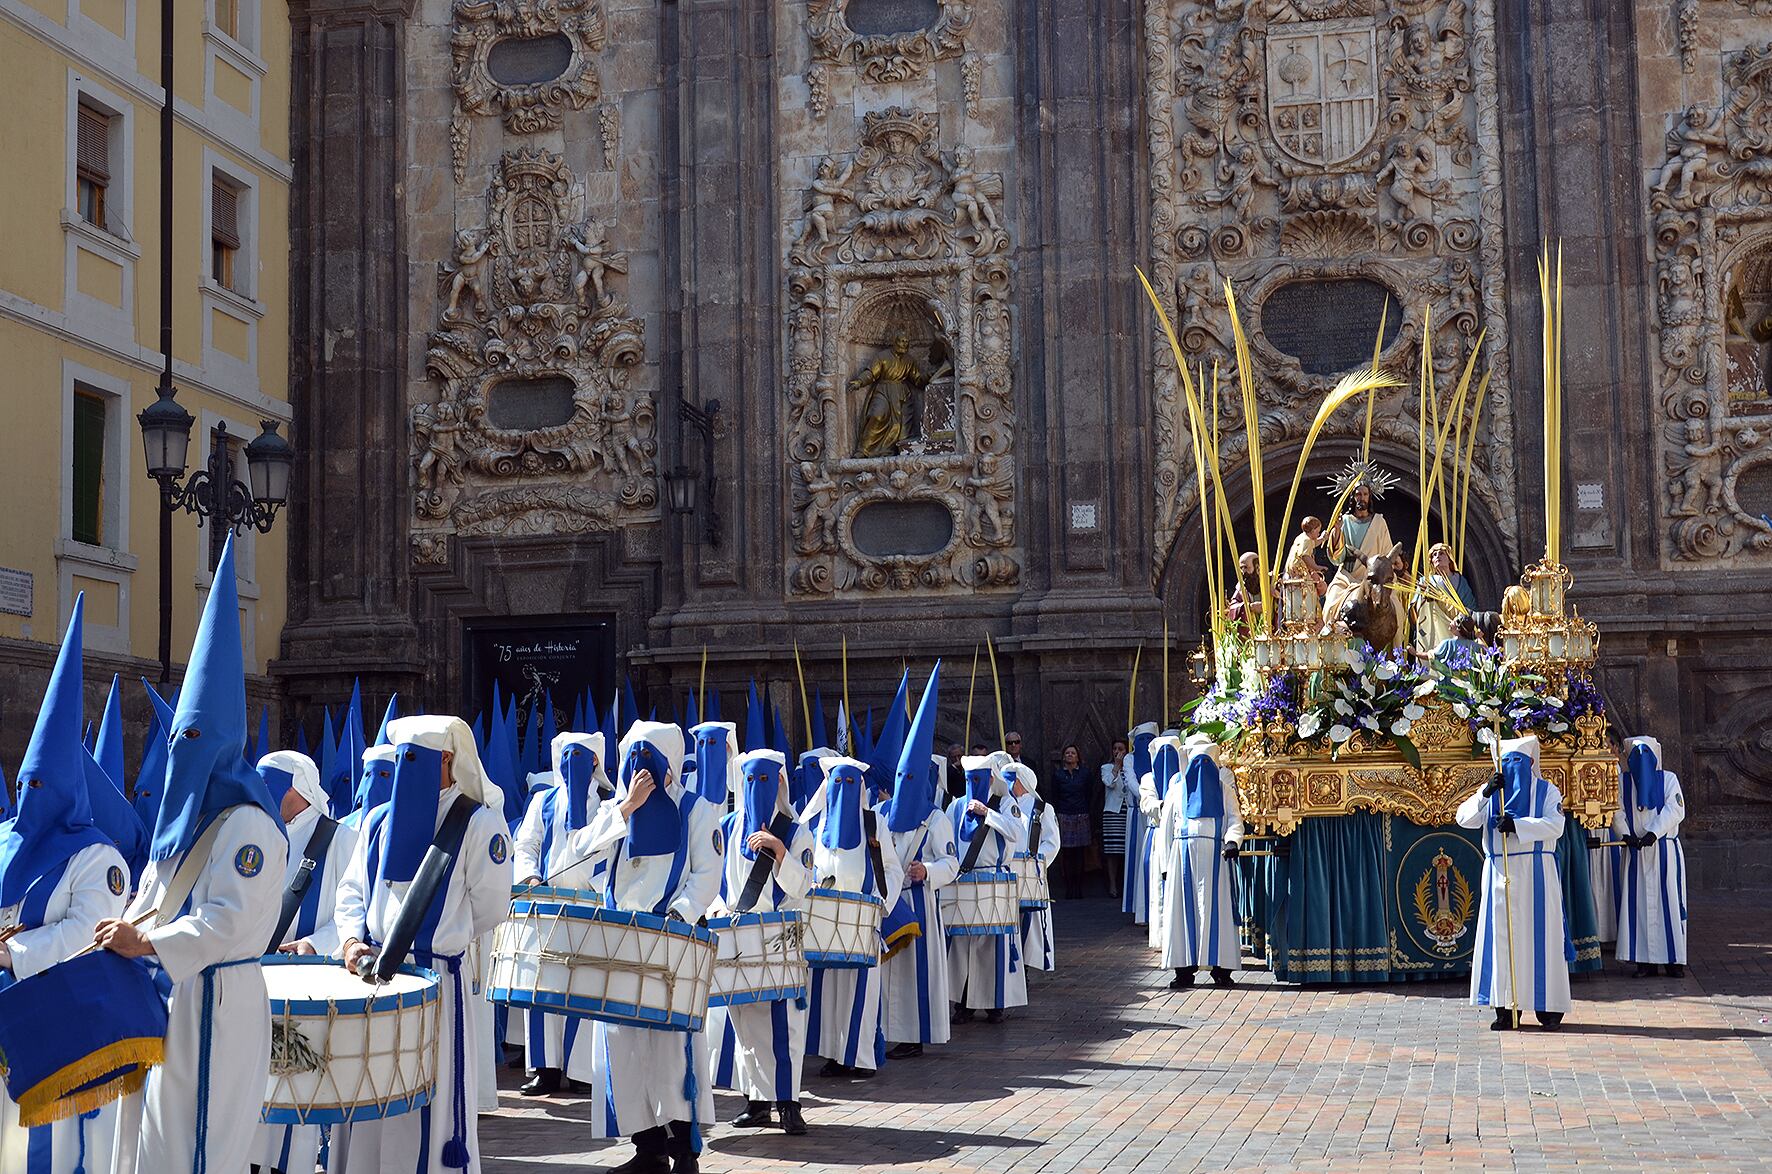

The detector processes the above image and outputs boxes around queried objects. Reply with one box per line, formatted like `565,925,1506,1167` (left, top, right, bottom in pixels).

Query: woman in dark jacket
1050,744,1098,899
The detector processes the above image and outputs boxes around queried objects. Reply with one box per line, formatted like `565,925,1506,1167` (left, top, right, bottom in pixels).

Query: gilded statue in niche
851,335,931,457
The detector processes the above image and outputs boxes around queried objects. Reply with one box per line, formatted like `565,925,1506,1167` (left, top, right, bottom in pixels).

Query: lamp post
668,398,721,548
135,0,294,684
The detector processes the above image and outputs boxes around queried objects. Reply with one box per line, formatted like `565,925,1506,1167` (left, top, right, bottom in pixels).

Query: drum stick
68,909,159,961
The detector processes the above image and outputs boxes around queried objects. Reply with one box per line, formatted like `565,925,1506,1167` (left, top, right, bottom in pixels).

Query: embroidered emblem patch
235,844,265,878
801,847,814,868
490,835,508,865
712,828,724,855
106,865,126,896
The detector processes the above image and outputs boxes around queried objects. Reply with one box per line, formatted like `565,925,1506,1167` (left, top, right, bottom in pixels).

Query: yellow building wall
0,2,292,677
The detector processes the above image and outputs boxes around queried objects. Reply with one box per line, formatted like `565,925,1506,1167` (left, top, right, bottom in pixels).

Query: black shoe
1490,1009,1517,1031
951,1006,975,1024
1169,968,1196,990
1667,963,1685,977
1634,962,1656,978
730,1099,773,1128
779,1100,808,1135
886,1042,923,1059
519,1068,562,1097
985,1009,1004,1024
1537,1011,1564,1031
818,1058,851,1078
605,1153,671,1174
849,1064,876,1080
1210,967,1235,988
671,1150,699,1174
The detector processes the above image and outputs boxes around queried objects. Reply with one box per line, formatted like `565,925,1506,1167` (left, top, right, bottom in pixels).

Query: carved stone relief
807,0,973,83
784,107,1018,597
414,149,655,548
449,0,607,182
1145,0,1518,582
1649,42,1772,565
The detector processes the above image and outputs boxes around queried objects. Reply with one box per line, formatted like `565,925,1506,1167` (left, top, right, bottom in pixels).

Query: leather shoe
1490,1009,1517,1031
951,1005,975,1024
1537,1011,1564,1031
1211,967,1235,988
1170,968,1196,990
604,1153,670,1174
519,1068,562,1097
1667,963,1685,977
730,1100,773,1128
671,1151,699,1174
886,1042,923,1059
1634,963,1657,978
779,1100,808,1135
818,1058,851,1078
984,1009,1004,1024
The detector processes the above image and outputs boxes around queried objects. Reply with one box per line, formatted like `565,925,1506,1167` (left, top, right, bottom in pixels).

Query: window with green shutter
72,391,107,545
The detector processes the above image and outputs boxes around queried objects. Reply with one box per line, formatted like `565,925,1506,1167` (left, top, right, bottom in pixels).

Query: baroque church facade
276,0,1772,886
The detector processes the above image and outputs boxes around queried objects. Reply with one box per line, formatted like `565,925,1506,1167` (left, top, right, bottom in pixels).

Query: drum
261,955,440,1126
511,883,602,907
705,910,808,1008
942,868,1019,936
1013,851,1050,910
487,896,717,1032
0,950,168,1127
802,888,883,968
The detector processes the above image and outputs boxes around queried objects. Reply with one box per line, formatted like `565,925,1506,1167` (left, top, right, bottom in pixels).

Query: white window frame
207,0,259,55
56,360,138,656
68,0,137,71
64,74,139,348
204,0,267,130
199,150,264,392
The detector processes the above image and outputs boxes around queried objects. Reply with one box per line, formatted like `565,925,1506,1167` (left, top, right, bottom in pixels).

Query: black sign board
462,617,617,735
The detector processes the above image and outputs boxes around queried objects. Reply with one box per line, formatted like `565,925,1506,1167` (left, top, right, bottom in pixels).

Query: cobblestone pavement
480,896,1772,1173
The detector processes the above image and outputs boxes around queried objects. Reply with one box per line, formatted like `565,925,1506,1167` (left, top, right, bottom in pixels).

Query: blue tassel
442,1138,471,1168
682,1032,703,1154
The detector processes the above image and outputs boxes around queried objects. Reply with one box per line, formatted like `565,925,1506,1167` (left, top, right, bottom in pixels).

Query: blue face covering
624,742,679,858
356,758,396,815
819,764,866,851
958,766,996,843
794,752,825,813
1624,743,1666,811
382,743,445,883
559,743,599,831
258,765,295,811
1131,730,1155,781
1494,751,1535,821
739,761,782,861
1182,753,1224,820
1152,744,1181,801
691,724,730,804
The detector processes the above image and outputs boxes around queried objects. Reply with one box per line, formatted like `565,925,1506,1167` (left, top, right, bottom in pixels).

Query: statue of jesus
851,335,929,458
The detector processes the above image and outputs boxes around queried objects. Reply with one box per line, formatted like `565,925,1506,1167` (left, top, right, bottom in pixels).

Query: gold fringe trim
881,923,923,963
16,1038,163,1128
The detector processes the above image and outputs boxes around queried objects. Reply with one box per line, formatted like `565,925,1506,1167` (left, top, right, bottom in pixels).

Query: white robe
1589,835,1619,943
1614,773,1688,965
1156,766,1243,971
571,783,723,1138
0,842,128,1174
1139,772,1165,945
509,785,609,1069
882,810,960,1045
329,788,512,1174
1456,780,1571,1015
1112,763,1147,922
251,807,358,1174
112,805,286,1174
1015,796,1060,972
943,799,1028,1011
805,813,904,1069
707,814,815,1102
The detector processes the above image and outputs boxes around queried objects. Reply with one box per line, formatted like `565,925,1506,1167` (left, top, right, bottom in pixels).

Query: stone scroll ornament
1648,41,1772,566
415,149,654,554
1142,0,1519,585
807,0,975,84
784,107,1019,598
449,0,608,182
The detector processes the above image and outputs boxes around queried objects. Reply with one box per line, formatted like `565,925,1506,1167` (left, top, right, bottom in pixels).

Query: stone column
275,0,423,721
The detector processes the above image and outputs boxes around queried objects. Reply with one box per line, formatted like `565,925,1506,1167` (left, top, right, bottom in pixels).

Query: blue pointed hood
253,705,271,763
1181,742,1224,820
0,599,110,906
690,721,738,804
812,686,829,751
132,678,175,832
867,673,911,805
745,681,766,753
84,743,149,881
374,694,399,746
149,536,282,861
95,675,126,794
1624,738,1667,811
887,663,941,834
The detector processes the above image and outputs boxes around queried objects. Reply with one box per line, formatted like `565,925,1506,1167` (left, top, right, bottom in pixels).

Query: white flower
1359,715,1380,731
1452,702,1470,719
1477,727,1495,745
1375,661,1398,681
1414,680,1438,698
1346,656,1366,674
1549,720,1569,733
1404,703,1426,721
1545,696,1564,709
1333,699,1353,716
1391,719,1413,737
1297,712,1322,738
1329,723,1354,743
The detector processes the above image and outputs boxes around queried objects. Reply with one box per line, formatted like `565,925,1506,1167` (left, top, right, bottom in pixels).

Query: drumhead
263,957,436,1003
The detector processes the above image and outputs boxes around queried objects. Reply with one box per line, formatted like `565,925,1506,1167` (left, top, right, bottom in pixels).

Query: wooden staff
793,640,814,749
963,644,980,751
985,635,1007,751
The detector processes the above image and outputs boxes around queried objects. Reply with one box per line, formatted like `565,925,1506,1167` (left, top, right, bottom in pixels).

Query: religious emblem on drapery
1411,847,1474,957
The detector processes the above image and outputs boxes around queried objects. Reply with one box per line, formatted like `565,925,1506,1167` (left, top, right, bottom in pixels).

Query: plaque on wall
463,617,617,737
1259,279,1403,377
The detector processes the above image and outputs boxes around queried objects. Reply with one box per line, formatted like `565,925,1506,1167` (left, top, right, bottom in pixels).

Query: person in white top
0,599,130,1174
883,753,962,1059
1008,763,1060,973
945,754,1028,1023
251,749,360,1174
1157,735,1243,988
1123,723,1158,924
510,730,613,1096
331,715,513,1173
1455,734,1571,1030
576,721,724,1174
1612,735,1688,977
95,536,288,1174
1140,730,1183,948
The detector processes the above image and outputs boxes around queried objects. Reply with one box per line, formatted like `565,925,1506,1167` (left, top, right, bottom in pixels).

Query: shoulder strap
267,816,340,953
372,796,478,981
863,809,887,899
958,797,1001,873
152,809,237,927
732,812,798,913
